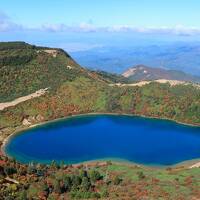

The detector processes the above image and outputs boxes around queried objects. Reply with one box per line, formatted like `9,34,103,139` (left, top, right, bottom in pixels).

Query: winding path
0,88,48,111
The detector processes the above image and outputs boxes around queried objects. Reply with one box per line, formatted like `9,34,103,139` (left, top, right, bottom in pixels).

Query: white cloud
41,23,68,32
40,22,104,33
39,23,200,36
105,25,200,36
1,12,200,37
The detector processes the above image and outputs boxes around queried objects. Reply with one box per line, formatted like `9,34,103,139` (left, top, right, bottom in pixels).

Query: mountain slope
89,70,130,84
0,42,200,200
122,65,200,83
0,42,200,131
0,42,104,102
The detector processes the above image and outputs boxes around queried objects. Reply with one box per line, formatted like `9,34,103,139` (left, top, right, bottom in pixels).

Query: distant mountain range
71,43,200,75
122,65,200,83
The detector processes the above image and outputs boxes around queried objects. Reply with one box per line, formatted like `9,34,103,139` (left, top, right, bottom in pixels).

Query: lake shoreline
1,112,200,169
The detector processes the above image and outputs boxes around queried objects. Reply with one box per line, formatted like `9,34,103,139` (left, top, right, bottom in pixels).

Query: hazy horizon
1,0,200,75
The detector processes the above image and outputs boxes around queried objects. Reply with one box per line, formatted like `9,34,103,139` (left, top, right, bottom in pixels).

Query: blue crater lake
4,114,200,166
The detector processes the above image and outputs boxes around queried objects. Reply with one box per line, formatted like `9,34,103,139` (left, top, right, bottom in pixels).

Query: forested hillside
0,42,200,200
0,42,200,130
0,154,200,199
0,42,92,102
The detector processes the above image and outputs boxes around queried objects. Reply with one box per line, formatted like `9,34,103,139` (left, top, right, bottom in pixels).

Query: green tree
89,170,101,182
79,169,88,178
71,175,82,191
53,180,62,194
16,190,27,200
81,177,91,191
4,166,17,176
63,175,72,191
137,171,145,180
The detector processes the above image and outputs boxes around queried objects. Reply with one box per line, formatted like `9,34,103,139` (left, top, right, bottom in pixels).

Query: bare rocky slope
122,64,200,83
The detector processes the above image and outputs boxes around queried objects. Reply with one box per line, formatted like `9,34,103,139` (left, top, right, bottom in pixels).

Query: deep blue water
4,115,200,166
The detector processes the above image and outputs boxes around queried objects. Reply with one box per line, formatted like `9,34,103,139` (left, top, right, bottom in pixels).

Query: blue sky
1,0,200,51
1,0,200,27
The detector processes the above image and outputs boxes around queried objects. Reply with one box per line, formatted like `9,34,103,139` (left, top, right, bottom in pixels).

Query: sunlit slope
0,42,200,129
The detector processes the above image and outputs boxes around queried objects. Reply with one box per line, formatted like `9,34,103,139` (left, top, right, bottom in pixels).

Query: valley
0,42,200,199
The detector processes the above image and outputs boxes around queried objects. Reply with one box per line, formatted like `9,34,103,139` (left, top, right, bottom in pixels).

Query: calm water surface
5,115,200,166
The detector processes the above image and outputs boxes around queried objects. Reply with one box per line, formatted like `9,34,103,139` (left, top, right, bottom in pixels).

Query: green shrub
113,175,122,185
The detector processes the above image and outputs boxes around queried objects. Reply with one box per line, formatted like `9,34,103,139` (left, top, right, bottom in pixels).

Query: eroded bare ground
0,88,48,111
109,79,200,88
